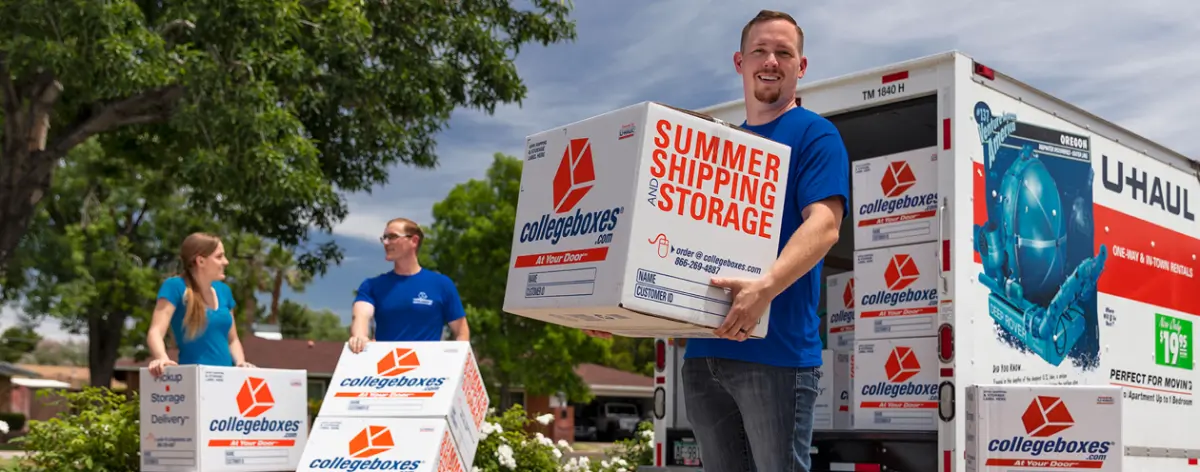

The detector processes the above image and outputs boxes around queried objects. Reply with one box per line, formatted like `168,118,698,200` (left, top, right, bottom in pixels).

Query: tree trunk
269,269,283,325
88,311,128,388
0,66,61,272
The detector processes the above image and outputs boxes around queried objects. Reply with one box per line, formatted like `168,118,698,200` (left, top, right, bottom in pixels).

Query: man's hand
348,335,370,353
582,329,612,339
711,276,774,341
236,361,256,369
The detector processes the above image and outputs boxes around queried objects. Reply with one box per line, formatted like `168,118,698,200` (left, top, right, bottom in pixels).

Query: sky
12,1,1200,341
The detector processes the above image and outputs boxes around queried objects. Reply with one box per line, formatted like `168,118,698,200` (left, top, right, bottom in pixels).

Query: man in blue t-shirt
678,10,850,472
347,218,469,353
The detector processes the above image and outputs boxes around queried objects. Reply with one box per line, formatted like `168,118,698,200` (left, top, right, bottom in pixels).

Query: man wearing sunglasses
347,217,470,353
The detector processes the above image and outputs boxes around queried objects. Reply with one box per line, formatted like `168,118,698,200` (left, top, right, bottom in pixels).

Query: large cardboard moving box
853,336,939,431
317,341,489,467
825,271,855,351
965,384,1122,472
502,101,792,338
297,417,467,472
139,366,308,472
851,147,939,250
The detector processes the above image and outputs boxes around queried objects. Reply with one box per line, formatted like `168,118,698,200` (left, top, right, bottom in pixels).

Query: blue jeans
682,357,820,472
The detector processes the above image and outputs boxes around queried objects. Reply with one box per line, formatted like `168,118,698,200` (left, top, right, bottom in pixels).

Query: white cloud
331,2,1200,243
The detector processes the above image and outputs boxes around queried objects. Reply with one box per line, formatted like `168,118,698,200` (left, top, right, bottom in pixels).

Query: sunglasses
379,233,414,244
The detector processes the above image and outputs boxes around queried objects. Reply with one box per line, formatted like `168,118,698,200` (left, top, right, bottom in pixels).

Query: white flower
557,439,574,452
561,457,591,472
535,413,554,425
551,447,562,459
496,443,516,469
0,420,9,434
533,432,554,447
640,429,654,440
479,421,503,439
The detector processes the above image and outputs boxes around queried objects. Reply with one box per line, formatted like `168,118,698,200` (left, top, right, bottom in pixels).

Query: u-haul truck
644,51,1199,472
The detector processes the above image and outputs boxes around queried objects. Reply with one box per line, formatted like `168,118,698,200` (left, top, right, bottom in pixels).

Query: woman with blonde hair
146,232,255,377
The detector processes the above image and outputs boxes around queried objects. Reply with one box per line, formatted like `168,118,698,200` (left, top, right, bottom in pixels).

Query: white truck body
647,51,1199,472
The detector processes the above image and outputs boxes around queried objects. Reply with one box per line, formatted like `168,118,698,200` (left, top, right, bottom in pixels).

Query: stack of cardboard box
296,342,489,471
849,147,941,431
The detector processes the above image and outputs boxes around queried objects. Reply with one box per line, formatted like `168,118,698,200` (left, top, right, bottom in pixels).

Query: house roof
115,336,345,376
0,362,40,379
575,363,653,388
115,336,652,388
16,364,127,389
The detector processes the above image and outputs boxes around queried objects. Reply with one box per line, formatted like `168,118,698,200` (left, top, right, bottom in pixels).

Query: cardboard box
814,350,853,430
139,366,308,472
853,337,939,431
297,417,467,472
852,147,939,250
853,242,940,340
502,101,793,338
317,341,488,467
965,384,1122,472
825,271,855,351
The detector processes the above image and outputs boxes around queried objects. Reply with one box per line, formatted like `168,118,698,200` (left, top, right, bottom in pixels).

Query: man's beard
753,86,781,104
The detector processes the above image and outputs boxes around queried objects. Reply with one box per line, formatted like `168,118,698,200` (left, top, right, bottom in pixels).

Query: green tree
277,299,346,342
3,139,265,387
605,337,656,377
0,324,42,363
265,246,313,325
0,0,578,273
423,153,610,404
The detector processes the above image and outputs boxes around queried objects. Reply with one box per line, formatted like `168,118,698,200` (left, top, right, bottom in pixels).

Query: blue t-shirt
354,269,467,342
684,106,851,368
157,276,236,367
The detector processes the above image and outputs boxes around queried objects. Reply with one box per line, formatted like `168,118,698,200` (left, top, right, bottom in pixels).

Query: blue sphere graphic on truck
972,101,1107,369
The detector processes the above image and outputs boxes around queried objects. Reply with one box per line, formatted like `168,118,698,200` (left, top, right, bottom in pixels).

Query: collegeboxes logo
307,425,425,470
862,254,936,307
1021,396,1074,437
859,160,937,216
378,348,420,377
553,138,596,213
237,377,274,417
885,255,920,291
209,377,303,436
843,278,856,309
860,346,937,399
882,161,916,198
885,347,921,383
518,137,624,246
351,426,395,458
338,348,448,391
987,396,1114,457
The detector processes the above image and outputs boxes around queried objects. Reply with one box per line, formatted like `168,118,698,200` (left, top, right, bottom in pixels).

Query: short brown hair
386,217,425,250
740,10,805,55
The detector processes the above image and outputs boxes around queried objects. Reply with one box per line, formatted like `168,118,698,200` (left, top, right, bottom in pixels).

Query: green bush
9,387,140,471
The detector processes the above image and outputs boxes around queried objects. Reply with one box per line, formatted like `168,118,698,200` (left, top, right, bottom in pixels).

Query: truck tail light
653,387,666,420
937,323,954,362
938,381,955,422
973,61,995,80
655,339,666,372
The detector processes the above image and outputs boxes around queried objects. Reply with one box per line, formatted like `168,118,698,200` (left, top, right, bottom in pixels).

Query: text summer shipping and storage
502,101,792,338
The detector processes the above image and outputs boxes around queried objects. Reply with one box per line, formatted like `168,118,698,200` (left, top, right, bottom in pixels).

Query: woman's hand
148,358,178,377
237,361,256,369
